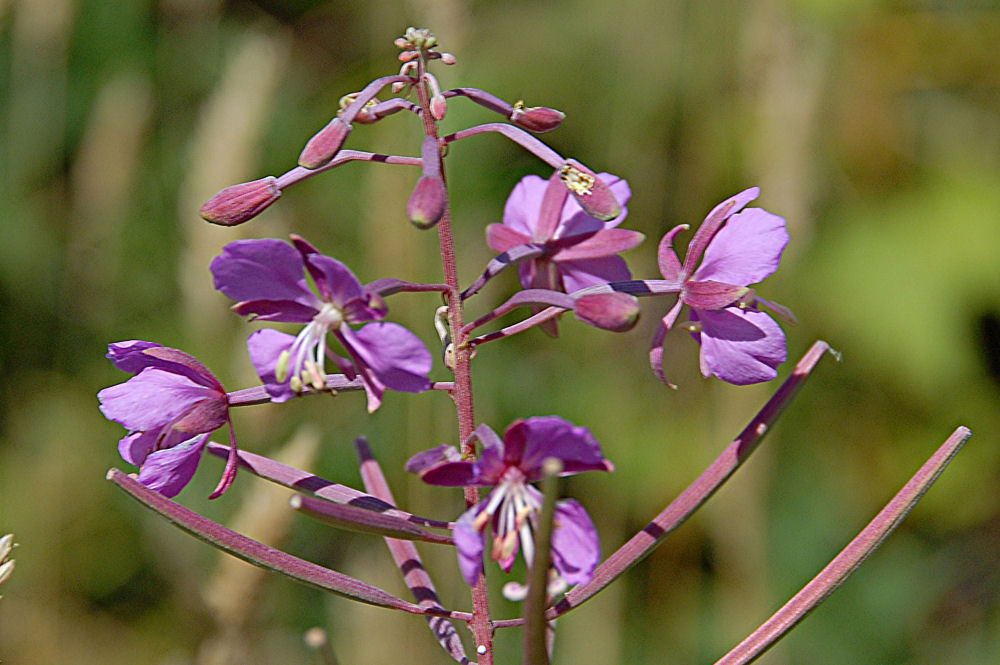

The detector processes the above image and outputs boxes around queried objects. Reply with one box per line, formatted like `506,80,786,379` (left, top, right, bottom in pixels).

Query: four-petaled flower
652,187,790,386
98,341,238,498
487,171,642,334
211,235,432,412
410,416,613,587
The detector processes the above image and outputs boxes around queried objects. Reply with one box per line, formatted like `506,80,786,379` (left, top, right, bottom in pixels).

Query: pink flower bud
439,52,457,65
407,176,446,229
199,177,281,226
559,160,622,221
430,94,447,120
573,292,640,332
298,117,351,169
510,104,565,133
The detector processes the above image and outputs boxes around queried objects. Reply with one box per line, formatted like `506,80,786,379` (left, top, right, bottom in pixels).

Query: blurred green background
2,0,999,663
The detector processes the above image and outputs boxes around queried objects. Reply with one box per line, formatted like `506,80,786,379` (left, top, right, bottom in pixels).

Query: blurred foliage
1,0,999,663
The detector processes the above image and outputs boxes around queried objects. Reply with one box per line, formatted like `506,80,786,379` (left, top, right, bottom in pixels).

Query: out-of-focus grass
1,1,998,663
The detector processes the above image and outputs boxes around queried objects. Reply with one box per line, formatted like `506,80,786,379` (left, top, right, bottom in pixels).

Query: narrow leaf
714,426,971,665
107,468,421,612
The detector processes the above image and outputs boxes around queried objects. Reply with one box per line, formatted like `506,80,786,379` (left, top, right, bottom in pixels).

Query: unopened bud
559,160,622,221
510,103,565,133
407,176,446,229
574,292,640,332
298,117,352,169
430,94,447,120
440,52,457,65
200,177,281,226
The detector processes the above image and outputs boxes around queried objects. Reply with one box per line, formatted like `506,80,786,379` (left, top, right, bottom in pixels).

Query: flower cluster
94,27,813,665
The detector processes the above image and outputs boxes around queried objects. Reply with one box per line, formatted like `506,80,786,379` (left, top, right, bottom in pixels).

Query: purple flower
487,171,642,295
211,235,432,412
98,341,237,498
410,417,613,587
652,187,790,386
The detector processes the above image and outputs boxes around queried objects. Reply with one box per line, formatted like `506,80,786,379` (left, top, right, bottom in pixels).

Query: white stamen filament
284,302,345,393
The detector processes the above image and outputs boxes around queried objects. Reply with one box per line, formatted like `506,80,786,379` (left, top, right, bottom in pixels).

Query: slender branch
274,149,423,190
442,123,564,169
714,425,972,665
548,340,835,619
290,494,453,545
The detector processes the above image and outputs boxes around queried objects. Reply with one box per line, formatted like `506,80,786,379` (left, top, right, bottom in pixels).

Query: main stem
415,55,493,663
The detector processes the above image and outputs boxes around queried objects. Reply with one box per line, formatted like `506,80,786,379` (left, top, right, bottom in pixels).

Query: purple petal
106,341,220,390
211,239,317,308
694,307,787,385
418,460,481,487
554,229,645,261
533,172,571,241
304,253,364,307
454,506,487,586
557,256,632,293
502,175,549,237
99,369,218,431
550,499,601,586
505,417,613,479
486,223,531,253
683,187,760,275
118,430,157,466
136,433,210,498
232,299,318,323
344,323,432,393
694,207,789,286
404,444,461,474
246,329,297,402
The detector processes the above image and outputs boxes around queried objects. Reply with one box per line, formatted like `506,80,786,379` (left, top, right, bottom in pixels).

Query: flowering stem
414,52,494,663
548,340,835,620
714,425,971,665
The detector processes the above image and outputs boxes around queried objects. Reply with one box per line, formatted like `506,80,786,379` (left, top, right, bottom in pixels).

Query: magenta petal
106,342,219,390
454,507,486,586
246,329,297,402
683,280,749,310
346,322,432,393
550,499,600,586
232,299,318,323
502,175,549,237
555,229,645,261
657,224,688,282
106,340,164,372
694,307,787,385
99,370,216,431
486,223,531,253
694,207,788,286
211,239,316,307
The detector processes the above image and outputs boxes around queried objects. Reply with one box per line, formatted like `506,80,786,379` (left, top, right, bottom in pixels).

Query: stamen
275,350,291,383
559,163,596,196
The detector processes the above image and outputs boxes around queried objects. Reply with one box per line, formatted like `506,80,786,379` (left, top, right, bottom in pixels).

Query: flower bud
573,292,640,332
298,117,352,169
510,104,565,133
407,176,447,229
199,177,281,226
559,160,622,221
430,94,447,120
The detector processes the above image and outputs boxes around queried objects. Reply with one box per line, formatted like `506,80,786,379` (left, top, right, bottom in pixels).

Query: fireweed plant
99,28,970,664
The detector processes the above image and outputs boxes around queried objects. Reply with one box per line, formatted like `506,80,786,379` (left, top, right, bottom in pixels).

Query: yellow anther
275,350,291,383
559,163,596,196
